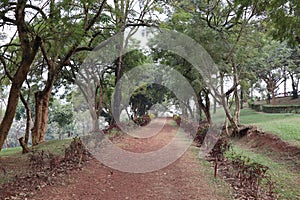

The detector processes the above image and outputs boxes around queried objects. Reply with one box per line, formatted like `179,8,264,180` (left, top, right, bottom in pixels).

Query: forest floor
0,118,231,200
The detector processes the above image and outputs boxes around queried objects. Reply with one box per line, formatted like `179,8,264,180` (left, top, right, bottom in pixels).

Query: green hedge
262,105,300,114
249,103,262,112
249,103,300,114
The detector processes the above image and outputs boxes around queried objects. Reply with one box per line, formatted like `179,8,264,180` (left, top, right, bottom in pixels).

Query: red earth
29,118,227,200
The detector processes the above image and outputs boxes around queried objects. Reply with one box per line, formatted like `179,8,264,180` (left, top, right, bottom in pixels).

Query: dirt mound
238,126,300,168
0,137,92,200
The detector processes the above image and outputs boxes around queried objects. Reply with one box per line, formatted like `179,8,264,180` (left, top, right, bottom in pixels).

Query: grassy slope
240,109,300,146
226,145,300,199
0,139,72,157
228,109,300,199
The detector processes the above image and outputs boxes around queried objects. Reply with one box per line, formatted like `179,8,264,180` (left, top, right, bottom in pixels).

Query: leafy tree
0,0,42,150
266,0,300,46
129,83,172,118
251,39,293,104
286,49,300,98
49,99,74,140
158,0,266,133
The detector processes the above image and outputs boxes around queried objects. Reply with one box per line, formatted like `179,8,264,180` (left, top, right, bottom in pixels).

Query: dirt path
31,118,226,200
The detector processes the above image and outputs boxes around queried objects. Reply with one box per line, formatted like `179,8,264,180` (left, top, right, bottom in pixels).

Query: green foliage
49,99,74,129
148,113,155,119
129,83,171,117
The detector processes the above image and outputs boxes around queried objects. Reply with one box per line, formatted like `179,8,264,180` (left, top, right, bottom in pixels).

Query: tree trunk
18,137,30,154
198,90,211,124
0,1,41,151
213,97,217,114
5,138,9,148
284,67,287,97
240,88,244,110
271,87,276,105
221,95,239,135
113,56,124,123
92,117,100,131
233,59,240,124
0,84,22,150
218,72,239,136
20,94,32,145
24,105,31,145
290,73,299,99
31,89,52,146
0,98,2,122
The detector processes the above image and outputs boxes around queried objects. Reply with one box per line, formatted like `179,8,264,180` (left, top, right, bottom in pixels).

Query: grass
226,145,300,199
190,147,234,200
0,139,72,157
240,109,300,146
32,139,72,155
0,147,23,157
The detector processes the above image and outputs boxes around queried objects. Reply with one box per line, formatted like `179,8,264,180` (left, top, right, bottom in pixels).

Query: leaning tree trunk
221,95,239,135
0,1,41,151
24,104,31,145
232,59,240,125
198,90,212,124
271,86,276,105
31,89,52,146
218,72,239,136
20,94,32,145
113,55,124,124
0,83,23,150
18,137,30,154
0,55,40,151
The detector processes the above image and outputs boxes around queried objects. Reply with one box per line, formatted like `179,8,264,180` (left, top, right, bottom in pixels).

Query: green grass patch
32,139,72,155
0,139,72,157
0,147,23,157
226,145,300,199
190,147,234,200
240,109,300,146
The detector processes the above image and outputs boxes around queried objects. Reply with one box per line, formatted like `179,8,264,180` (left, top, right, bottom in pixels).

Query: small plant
133,114,151,126
148,113,155,119
224,151,278,199
172,115,181,126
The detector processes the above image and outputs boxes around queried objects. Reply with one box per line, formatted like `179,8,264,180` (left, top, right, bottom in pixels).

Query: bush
249,103,262,112
262,105,300,114
133,114,151,126
173,115,181,126
148,113,155,119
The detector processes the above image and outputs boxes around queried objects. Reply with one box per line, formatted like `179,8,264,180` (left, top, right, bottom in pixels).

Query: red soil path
31,118,225,200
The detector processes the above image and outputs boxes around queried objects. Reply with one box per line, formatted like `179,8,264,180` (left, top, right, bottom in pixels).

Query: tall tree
164,0,265,133
0,0,42,150
30,0,107,145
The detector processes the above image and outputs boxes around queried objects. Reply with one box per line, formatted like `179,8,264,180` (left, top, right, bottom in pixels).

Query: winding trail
32,118,226,200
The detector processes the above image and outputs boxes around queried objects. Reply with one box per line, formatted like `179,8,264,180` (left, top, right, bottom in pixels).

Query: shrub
262,105,300,114
133,114,151,126
173,115,181,126
148,113,155,119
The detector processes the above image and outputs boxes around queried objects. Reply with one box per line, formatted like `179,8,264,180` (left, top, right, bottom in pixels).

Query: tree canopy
0,0,299,150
